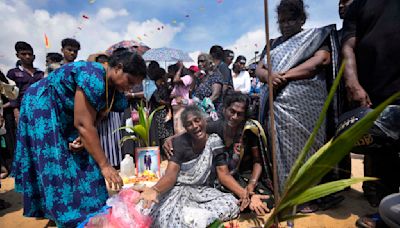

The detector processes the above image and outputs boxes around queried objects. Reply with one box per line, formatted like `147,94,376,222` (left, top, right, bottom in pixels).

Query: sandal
296,202,319,213
356,213,387,228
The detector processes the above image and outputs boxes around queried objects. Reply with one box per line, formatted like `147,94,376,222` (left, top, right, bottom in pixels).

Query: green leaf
287,177,376,208
132,125,148,147
137,102,148,131
269,92,400,224
284,92,400,204
208,219,224,228
113,126,135,134
119,135,138,147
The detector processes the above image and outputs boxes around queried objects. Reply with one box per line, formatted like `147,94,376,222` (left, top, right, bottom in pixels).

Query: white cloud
0,0,182,72
183,26,212,43
96,8,128,22
185,50,201,68
226,29,269,64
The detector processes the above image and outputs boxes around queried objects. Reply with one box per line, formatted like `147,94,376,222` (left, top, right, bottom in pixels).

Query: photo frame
135,146,161,181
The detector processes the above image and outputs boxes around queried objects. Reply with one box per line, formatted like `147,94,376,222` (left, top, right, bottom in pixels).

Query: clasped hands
270,72,287,89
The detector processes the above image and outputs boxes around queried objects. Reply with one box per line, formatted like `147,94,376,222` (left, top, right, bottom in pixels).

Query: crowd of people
0,0,399,227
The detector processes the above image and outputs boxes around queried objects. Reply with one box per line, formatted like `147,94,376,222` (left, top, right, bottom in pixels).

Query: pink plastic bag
86,189,152,228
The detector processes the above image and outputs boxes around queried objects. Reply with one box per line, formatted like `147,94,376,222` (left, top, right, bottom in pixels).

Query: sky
0,0,342,71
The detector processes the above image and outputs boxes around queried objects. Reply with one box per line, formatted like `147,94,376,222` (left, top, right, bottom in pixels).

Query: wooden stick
263,0,280,206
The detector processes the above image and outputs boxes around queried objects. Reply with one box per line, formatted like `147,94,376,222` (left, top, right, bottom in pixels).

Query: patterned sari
259,25,339,190
146,134,239,227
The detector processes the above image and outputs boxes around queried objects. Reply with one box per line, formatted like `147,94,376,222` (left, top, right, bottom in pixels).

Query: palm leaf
113,126,135,134
266,92,400,227
119,135,138,147
132,125,148,147
137,102,148,130
285,91,400,203
289,177,377,207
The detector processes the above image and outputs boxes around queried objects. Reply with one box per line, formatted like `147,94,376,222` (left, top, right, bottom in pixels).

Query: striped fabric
98,112,123,167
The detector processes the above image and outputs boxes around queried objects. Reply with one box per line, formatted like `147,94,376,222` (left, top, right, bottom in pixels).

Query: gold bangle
152,186,161,195
249,179,257,184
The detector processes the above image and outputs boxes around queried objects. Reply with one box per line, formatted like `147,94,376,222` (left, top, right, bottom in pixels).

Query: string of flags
46,0,261,50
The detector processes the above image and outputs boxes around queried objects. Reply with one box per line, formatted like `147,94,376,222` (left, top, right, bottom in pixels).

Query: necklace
104,72,116,115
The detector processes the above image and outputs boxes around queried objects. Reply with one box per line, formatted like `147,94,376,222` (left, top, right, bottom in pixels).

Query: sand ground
0,154,376,228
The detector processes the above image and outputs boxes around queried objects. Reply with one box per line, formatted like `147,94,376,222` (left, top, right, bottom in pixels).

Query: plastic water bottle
120,154,135,177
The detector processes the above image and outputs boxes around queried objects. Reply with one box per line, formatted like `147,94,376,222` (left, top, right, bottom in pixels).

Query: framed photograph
135,146,161,181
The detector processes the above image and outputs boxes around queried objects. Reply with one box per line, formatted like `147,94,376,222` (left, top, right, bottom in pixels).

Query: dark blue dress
12,62,127,227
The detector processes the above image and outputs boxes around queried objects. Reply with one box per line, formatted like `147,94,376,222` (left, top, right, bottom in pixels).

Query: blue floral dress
12,62,127,227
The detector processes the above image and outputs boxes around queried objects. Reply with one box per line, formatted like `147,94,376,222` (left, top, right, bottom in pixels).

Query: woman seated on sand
136,106,239,227
164,91,273,216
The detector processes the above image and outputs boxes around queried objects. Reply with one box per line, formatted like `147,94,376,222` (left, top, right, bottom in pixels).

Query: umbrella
142,47,193,62
106,40,150,55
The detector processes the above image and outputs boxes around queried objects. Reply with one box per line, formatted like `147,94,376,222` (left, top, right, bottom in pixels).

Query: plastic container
120,154,135,178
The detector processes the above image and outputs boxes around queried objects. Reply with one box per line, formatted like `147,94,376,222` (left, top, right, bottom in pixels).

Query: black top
6,67,44,109
170,133,200,165
217,62,233,88
207,119,259,171
342,0,400,105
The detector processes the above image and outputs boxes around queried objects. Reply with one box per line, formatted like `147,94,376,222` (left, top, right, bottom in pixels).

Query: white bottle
120,154,135,178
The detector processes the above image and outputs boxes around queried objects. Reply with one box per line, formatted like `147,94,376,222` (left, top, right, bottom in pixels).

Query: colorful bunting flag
44,33,50,49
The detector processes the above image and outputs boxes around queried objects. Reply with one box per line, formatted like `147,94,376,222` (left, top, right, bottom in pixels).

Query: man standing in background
342,0,400,226
7,41,43,124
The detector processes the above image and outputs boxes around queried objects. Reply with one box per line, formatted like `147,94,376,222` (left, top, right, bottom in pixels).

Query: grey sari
147,134,239,228
259,25,339,190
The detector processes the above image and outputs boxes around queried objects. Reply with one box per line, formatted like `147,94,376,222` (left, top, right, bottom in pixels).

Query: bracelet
249,179,258,184
131,92,135,98
152,186,161,196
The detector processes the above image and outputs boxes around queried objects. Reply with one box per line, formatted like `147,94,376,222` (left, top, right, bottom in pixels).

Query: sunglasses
198,59,206,63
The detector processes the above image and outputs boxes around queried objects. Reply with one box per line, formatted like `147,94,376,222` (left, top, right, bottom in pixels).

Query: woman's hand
68,137,84,152
238,190,251,211
140,187,159,208
249,194,270,215
175,96,183,105
13,108,19,124
162,137,174,159
346,84,372,108
246,183,256,194
271,72,287,89
101,165,123,191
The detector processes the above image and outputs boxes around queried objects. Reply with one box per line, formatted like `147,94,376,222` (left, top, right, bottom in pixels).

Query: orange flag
44,33,50,49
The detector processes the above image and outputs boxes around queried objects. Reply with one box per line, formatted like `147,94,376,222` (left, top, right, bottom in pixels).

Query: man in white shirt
232,55,251,94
